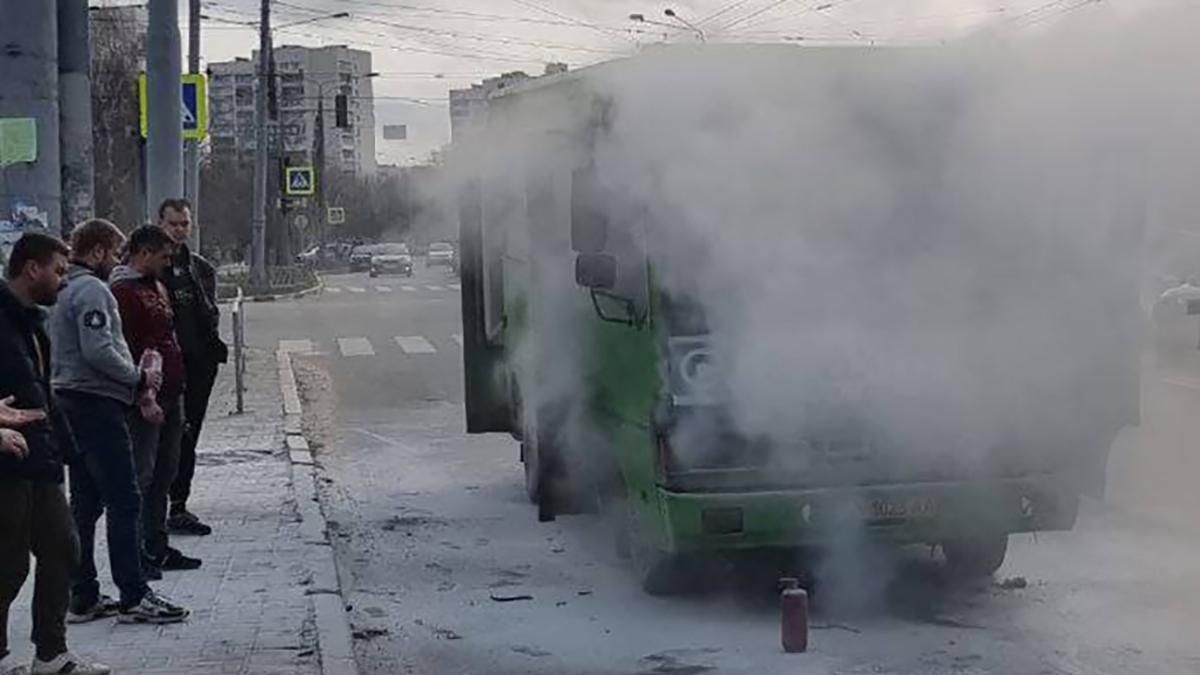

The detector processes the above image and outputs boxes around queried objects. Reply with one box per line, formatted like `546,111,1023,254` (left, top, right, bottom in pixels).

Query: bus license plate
861,496,938,522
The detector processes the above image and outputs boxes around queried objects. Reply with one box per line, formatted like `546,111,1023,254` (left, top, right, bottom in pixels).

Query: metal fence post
233,286,245,414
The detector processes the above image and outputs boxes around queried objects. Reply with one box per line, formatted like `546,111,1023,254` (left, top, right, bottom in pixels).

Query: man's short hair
157,198,192,221
6,232,69,280
126,225,175,256
70,219,125,259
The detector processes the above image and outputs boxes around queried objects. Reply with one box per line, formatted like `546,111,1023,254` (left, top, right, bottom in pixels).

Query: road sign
293,214,310,231
327,207,346,225
138,73,208,140
285,166,315,196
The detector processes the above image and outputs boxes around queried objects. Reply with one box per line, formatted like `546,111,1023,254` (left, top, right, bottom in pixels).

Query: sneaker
141,555,163,581
67,594,120,624
168,509,213,536
118,590,189,624
30,651,109,675
0,652,29,675
158,547,202,571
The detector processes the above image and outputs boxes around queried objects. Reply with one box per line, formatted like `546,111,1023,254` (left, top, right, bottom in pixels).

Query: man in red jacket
110,226,201,574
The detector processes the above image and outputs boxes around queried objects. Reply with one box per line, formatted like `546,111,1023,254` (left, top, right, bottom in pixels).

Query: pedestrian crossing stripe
337,337,375,357
376,286,392,293
325,287,342,294
426,285,444,291
394,336,436,354
450,334,463,346
347,287,366,293
448,284,461,291
401,286,416,292
278,339,315,354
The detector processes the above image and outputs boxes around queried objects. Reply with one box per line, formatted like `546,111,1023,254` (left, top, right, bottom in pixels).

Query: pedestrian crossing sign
138,73,208,140
285,167,316,196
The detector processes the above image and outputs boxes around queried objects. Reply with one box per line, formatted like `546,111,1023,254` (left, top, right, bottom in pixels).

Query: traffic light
334,94,349,128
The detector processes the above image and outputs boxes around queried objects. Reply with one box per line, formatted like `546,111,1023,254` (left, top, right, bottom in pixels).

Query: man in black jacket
158,199,227,536
0,233,110,675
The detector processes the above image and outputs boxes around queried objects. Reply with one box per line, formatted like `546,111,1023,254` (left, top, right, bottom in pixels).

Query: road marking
337,337,375,357
347,286,367,294
426,285,444,291
394,336,437,354
450,333,463,347
278,339,315,354
1162,375,1200,391
375,285,393,293
325,287,342,294
448,284,461,291
401,285,416,292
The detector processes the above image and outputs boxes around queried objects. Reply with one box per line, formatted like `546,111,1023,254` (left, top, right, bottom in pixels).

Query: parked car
370,243,414,277
427,241,455,268
349,244,379,272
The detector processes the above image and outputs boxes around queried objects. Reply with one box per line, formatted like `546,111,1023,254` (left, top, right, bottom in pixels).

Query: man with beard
157,199,226,537
50,219,188,626
0,232,109,675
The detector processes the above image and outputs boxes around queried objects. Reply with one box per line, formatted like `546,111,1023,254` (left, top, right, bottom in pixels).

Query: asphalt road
243,265,1200,675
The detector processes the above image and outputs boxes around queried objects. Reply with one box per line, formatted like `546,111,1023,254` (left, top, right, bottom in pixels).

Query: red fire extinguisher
780,577,809,653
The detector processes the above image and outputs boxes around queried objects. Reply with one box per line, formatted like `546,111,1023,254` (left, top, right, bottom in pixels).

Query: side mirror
575,253,616,290
570,167,607,253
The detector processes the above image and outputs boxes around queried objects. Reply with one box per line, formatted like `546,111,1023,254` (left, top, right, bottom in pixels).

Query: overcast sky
92,0,1174,166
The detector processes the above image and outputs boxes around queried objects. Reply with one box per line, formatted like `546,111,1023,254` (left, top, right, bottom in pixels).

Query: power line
718,0,803,33
698,0,757,26
504,0,637,41
351,13,630,56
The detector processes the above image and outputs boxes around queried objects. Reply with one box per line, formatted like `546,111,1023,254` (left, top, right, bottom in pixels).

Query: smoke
459,2,1200,595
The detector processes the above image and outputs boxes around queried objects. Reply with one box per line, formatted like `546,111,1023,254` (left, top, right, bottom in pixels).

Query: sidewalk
8,345,322,674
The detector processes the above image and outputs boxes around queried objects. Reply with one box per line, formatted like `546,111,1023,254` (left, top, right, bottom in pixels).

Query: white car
427,242,455,268
370,243,414,277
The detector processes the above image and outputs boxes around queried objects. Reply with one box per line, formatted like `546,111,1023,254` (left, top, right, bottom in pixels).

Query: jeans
57,390,149,609
0,478,78,662
170,360,219,513
129,396,184,560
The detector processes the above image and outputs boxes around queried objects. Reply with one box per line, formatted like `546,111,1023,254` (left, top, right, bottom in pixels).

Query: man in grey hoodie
50,219,188,626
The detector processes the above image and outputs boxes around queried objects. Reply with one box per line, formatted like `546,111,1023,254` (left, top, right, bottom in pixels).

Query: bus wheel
942,532,1009,579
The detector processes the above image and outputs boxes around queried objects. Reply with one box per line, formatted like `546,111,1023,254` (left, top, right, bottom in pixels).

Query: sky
92,0,1179,166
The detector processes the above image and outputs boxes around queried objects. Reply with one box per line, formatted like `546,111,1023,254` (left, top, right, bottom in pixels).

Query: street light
664,8,707,42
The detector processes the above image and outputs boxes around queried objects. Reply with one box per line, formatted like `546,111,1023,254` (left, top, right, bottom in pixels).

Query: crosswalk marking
337,337,375,357
448,284,461,291
401,285,416,292
325,287,342,294
450,333,463,347
278,339,315,354
426,285,444,291
394,336,437,354
347,286,367,294
375,285,393,293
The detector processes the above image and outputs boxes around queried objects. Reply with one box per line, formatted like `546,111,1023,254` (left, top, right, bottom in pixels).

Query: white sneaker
30,651,109,675
0,653,29,675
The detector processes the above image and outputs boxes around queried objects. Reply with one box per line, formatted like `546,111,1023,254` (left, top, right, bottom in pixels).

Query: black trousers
169,359,219,513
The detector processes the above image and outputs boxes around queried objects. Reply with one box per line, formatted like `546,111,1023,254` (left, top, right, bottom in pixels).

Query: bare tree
91,9,144,229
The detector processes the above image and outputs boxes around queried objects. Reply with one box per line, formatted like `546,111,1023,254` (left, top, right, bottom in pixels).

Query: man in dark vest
157,198,227,537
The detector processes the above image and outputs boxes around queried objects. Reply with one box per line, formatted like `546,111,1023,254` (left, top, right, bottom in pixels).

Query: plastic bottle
780,577,809,653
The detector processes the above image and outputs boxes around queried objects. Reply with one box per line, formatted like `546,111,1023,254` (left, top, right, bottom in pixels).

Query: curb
277,350,359,675
248,280,325,303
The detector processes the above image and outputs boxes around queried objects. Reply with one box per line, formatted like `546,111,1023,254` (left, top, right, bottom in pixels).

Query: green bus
458,45,1141,593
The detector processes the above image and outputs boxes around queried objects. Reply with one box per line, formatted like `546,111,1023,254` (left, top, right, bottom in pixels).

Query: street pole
184,0,201,250
250,0,270,287
58,0,94,237
315,86,327,258
0,0,62,236
146,0,183,224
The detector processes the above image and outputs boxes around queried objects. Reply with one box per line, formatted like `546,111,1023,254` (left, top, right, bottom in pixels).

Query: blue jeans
57,390,149,609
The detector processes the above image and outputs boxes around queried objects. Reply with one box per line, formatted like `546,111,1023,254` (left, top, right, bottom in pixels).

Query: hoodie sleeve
75,280,141,387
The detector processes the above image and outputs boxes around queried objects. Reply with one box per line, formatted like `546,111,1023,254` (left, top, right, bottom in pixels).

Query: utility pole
146,0,183,224
314,87,327,259
58,0,94,237
184,0,201,250
0,0,62,236
250,0,270,287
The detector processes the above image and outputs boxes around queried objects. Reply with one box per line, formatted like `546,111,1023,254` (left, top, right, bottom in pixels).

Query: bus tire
943,532,1009,579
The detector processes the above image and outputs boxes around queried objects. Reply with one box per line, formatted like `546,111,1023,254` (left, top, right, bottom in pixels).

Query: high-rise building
448,64,568,145
208,45,377,175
